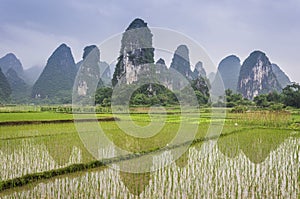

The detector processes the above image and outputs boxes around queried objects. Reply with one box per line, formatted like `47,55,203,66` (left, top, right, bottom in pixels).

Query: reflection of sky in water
1,136,299,198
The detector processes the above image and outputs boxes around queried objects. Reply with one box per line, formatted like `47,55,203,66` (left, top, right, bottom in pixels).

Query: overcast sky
0,0,299,82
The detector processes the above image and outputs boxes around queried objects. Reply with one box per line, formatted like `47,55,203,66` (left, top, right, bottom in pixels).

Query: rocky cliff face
193,61,206,79
0,53,24,77
77,45,111,87
237,51,281,99
112,18,154,86
75,45,113,101
271,63,291,89
217,55,241,92
75,45,101,98
32,43,77,99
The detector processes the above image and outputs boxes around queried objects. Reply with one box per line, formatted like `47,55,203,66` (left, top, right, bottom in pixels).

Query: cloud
0,25,85,68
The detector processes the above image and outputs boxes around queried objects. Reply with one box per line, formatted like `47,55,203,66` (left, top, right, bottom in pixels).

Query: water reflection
174,148,189,168
43,133,95,165
119,172,151,196
0,129,300,198
0,124,95,180
217,128,290,163
0,131,298,198
217,132,239,158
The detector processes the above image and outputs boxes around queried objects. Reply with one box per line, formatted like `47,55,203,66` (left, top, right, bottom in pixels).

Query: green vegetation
96,81,298,110
224,89,252,107
0,120,298,197
97,77,209,107
282,83,300,108
222,82,300,111
0,106,299,197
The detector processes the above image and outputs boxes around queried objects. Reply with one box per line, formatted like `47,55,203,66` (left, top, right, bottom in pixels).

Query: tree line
95,82,300,109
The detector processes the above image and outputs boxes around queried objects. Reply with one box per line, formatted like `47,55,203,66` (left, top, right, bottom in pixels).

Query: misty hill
237,51,281,99
32,43,77,101
0,68,11,103
193,61,206,79
76,45,111,87
0,18,295,104
217,55,241,92
0,53,31,102
6,68,30,102
0,53,24,77
170,45,194,80
208,72,216,84
271,63,291,88
24,66,44,85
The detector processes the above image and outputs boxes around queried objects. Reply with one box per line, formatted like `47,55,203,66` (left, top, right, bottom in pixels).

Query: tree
194,90,209,105
95,87,113,106
266,91,282,103
254,94,269,108
225,89,246,107
191,77,210,105
282,83,300,108
131,93,149,105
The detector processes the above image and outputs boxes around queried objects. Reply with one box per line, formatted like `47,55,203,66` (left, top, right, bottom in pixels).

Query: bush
269,103,284,111
231,106,248,113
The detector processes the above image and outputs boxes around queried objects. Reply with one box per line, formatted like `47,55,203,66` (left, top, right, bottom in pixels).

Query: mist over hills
0,18,294,104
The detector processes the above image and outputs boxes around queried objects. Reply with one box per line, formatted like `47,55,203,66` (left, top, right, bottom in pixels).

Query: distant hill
76,45,111,87
170,45,194,80
0,68,11,103
0,18,296,104
0,53,30,102
0,53,24,77
208,72,216,84
192,61,207,79
271,63,291,88
32,43,77,101
237,51,281,99
24,66,44,85
6,68,29,102
216,55,241,92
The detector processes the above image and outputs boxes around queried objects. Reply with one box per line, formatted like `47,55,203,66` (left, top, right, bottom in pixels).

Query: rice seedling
0,109,298,198
231,110,291,128
0,132,298,198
